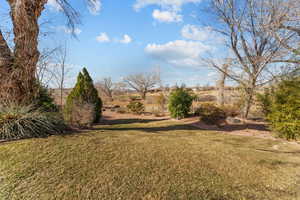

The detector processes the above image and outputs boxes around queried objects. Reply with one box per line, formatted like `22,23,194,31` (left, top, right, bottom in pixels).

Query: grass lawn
1,119,300,200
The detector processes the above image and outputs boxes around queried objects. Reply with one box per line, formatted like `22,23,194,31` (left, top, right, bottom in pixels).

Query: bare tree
51,45,71,106
0,0,96,104
123,72,160,100
113,82,127,95
96,77,114,101
36,44,71,106
264,0,300,64
202,0,294,118
36,47,60,86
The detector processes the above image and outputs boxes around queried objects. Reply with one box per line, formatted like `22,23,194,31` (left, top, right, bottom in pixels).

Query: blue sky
1,0,227,87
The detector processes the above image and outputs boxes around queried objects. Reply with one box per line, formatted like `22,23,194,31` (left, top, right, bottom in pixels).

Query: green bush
0,104,66,140
256,88,273,116
64,68,102,124
127,101,145,114
263,78,300,139
34,84,58,112
195,103,226,125
168,87,194,119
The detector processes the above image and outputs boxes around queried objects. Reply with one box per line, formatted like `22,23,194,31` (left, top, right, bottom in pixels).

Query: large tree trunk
0,0,47,104
0,30,14,102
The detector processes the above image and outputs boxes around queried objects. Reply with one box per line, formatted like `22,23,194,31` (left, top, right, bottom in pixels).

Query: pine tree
64,68,102,124
82,68,102,122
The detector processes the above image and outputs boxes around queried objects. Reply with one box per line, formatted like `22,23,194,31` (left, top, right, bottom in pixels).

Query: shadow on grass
255,148,300,154
191,121,269,132
94,124,202,134
99,118,168,125
221,123,269,132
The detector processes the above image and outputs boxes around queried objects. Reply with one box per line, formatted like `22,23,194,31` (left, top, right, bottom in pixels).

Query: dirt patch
102,110,170,121
102,111,300,146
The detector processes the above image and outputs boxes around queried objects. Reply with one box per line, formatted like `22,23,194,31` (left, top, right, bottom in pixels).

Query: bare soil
102,110,300,146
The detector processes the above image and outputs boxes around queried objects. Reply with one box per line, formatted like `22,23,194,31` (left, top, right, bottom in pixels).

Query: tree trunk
141,91,147,100
217,64,229,106
0,30,12,68
0,30,14,102
0,0,47,104
243,86,255,119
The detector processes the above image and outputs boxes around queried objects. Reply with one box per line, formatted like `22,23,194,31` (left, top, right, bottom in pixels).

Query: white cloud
145,40,211,67
133,0,201,11
152,9,182,23
181,25,212,41
88,0,102,15
134,0,201,23
96,33,110,43
120,34,132,44
181,24,226,45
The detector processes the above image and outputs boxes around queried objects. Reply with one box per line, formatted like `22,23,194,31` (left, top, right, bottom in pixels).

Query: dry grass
0,119,300,200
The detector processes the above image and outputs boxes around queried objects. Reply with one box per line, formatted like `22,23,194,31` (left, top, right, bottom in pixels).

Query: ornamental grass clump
0,104,66,140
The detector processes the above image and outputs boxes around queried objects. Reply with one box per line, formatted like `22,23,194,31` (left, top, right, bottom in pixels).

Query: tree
96,77,114,101
264,0,300,65
0,0,96,104
36,45,72,106
168,87,194,119
51,45,71,106
202,0,294,118
36,47,59,86
123,72,160,100
64,68,102,123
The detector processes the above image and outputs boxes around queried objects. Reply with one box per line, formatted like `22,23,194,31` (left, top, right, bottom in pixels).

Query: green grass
1,119,300,200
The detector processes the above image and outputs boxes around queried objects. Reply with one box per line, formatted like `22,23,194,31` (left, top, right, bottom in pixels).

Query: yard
0,112,300,200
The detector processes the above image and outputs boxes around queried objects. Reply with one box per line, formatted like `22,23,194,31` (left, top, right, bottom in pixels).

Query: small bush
168,87,194,119
0,104,66,140
195,103,226,125
127,101,145,114
220,104,240,117
116,107,127,114
129,96,141,101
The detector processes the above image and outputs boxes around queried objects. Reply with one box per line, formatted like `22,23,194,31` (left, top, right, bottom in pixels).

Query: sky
1,0,228,88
